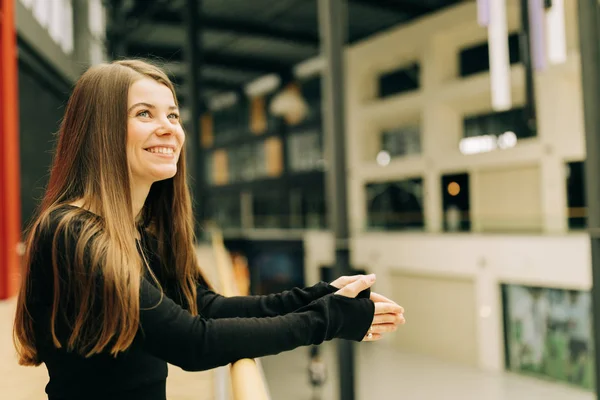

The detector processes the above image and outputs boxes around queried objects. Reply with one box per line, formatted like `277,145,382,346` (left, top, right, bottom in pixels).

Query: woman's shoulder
35,204,103,246
27,205,104,283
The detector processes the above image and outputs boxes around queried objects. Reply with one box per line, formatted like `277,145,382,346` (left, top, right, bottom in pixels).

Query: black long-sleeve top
25,206,375,400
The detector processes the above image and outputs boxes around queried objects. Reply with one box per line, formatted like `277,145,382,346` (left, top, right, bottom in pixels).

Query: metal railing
209,227,271,400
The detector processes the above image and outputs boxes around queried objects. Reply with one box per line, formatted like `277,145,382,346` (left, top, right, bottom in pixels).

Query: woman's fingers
362,332,382,342
361,301,405,344
369,323,398,334
335,274,376,298
362,321,399,341
370,292,400,307
374,301,403,315
372,313,405,326
329,274,364,289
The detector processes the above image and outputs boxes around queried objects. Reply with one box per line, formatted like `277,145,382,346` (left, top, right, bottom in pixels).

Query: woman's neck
131,183,151,220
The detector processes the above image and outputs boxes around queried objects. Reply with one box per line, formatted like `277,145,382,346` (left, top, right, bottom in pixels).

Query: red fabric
0,0,22,299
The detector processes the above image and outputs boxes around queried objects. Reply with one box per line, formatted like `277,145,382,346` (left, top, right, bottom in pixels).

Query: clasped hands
330,274,405,342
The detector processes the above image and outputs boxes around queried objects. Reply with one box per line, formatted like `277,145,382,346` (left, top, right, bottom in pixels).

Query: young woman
13,59,405,400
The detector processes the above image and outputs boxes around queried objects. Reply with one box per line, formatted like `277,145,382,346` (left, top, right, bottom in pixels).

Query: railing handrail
209,226,271,400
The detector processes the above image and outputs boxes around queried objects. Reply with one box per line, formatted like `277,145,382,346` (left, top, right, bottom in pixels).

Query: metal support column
317,1,355,399
183,0,205,236
578,1,600,398
107,0,127,59
519,0,537,137
72,0,92,67
0,0,22,299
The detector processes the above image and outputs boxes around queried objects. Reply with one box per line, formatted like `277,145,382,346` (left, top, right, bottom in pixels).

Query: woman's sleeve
138,278,374,372
196,281,340,319
41,217,374,373
140,230,342,318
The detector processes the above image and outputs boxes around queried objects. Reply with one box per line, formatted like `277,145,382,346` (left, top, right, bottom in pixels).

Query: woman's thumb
335,274,376,298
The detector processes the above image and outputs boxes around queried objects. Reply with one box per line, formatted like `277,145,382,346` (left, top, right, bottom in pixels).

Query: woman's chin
150,167,178,182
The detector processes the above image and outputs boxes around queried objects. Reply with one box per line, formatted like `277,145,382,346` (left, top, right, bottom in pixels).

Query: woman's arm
40,215,375,373
138,278,374,372
140,230,342,318
195,281,339,319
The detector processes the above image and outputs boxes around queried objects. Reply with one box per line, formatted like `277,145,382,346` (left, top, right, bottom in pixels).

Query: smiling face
126,78,185,188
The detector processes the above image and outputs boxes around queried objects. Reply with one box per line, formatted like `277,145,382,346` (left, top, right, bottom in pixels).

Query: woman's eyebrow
128,103,179,113
128,102,154,113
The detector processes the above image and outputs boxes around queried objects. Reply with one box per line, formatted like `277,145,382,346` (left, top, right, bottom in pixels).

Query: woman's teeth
147,147,174,154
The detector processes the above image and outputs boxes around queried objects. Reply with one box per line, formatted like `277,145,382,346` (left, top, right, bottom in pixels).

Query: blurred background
1,0,600,399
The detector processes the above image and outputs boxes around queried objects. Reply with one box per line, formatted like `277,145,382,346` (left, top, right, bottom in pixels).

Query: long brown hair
13,59,207,366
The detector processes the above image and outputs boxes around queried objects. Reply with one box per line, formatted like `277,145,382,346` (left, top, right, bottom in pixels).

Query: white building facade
304,0,588,373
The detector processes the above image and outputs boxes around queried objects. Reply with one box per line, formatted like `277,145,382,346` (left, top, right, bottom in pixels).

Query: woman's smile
144,146,177,159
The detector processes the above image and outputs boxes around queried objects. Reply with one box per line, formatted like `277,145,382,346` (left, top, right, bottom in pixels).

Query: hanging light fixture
477,0,491,27
487,0,512,111
545,0,567,65
529,0,547,71
269,82,309,126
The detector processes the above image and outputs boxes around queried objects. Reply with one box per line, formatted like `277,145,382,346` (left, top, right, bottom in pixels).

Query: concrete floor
260,341,595,400
0,298,213,400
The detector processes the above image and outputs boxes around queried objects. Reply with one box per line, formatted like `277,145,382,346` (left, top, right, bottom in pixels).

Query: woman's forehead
129,78,176,106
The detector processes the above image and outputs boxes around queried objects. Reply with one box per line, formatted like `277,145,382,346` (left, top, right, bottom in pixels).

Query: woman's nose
156,127,172,136
156,118,173,135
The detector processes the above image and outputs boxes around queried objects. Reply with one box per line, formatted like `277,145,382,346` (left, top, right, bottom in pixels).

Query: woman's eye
168,113,180,120
137,110,150,118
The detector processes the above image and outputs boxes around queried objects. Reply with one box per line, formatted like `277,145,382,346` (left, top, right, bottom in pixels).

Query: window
227,142,267,183
246,241,305,295
502,284,593,391
441,173,471,232
365,178,424,231
290,188,327,230
460,33,521,77
253,190,288,229
212,100,249,147
287,130,323,172
206,195,242,229
464,108,531,139
380,126,421,158
205,152,214,185
302,190,327,229
566,161,586,229
460,107,532,155
378,63,420,98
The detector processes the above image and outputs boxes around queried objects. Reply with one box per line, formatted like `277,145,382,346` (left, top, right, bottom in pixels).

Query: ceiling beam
172,76,243,93
151,11,320,47
348,0,434,15
124,0,167,24
127,44,293,74
109,0,171,39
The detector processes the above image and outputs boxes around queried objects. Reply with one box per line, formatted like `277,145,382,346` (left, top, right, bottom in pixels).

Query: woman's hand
333,274,376,298
329,274,371,290
332,275,405,342
364,292,405,342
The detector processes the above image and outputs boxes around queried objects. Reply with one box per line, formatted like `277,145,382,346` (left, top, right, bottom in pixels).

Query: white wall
345,0,583,237
304,0,589,373
389,271,479,366
305,230,591,371
16,0,107,82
